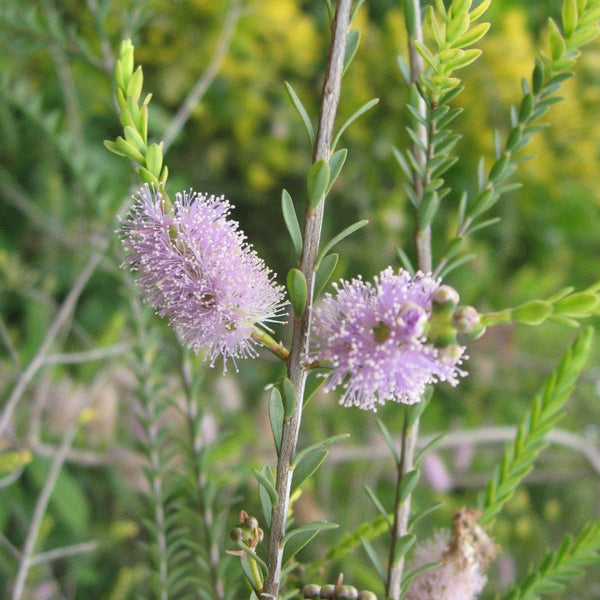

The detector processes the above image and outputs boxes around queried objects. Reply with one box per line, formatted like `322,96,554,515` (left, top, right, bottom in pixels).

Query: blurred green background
1,0,599,598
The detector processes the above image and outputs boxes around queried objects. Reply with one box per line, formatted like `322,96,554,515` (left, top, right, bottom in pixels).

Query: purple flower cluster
311,267,465,410
120,185,286,369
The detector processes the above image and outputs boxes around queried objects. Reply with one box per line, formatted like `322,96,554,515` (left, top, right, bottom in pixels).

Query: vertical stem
387,1,428,598
261,2,352,598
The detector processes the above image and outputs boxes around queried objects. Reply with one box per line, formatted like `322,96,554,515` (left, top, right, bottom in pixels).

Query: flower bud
230,527,243,542
338,585,359,599
358,592,377,600
320,584,336,598
432,285,460,307
453,306,486,339
245,516,258,530
302,584,321,599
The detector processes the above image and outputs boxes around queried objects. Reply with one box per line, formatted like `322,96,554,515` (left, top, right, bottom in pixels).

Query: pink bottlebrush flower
120,185,286,369
311,267,466,410
404,508,497,600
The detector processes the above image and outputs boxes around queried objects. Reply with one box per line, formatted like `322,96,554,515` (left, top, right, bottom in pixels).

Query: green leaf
317,220,368,267
314,253,339,298
360,537,386,585
364,485,392,528
257,465,275,529
377,418,400,464
568,23,600,48
555,292,598,317
548,17,566,61
145,143,163,178
287,268,308,318
392,146,414,182
123,125,146,153
446,12,470,45
393,534,416,563
253,468,278,506
281,190,303,260
398,470,420,504
291,449,328,493
488,154,510,183
332,98,379,152
268,388,284,455
282,521,338,566
450,21,490,49
445,48,482,71
470,0,491,21
279,377,296,419
511,300,553,325
562,0,579,38
518,93,534,122
413,40,438,70
284,81,314,146
282,520,338,545
127,66,144,103
307,159,330,212
292,434,350,470
343,29,361,75
326,148,348,195
418,191,440,230
104,137,144,162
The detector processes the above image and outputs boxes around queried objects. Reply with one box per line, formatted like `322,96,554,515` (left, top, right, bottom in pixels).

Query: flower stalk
261,1,353,597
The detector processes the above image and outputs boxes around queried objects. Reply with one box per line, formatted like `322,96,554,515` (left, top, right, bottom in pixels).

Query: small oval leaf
279,377,296,419
314,253,339,298
291,448,328,493
287,268,308,318
281,190,303,260
268,388,284,455
307,159,331,212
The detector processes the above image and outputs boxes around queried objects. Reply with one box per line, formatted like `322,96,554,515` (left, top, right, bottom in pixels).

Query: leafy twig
499,520,600,600
480,328,593,525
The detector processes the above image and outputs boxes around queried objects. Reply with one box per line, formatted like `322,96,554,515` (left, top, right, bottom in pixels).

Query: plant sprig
434,0,600,277
481,280,600,328
393,0,491,270
104,40,169,196
480,328,593,525
498,520,600,600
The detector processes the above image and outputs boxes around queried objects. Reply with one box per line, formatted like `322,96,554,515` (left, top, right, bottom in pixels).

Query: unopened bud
338,585,359,599
320,584,336,598
433,285,460,307
453,306,486,339
230,527,243,542
358,592,377,600
303,584,321,599
245,516,258,530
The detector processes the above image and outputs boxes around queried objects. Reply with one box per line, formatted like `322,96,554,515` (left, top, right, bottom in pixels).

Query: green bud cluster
302,581,377,600
229,510,264,550
104,40,169,196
